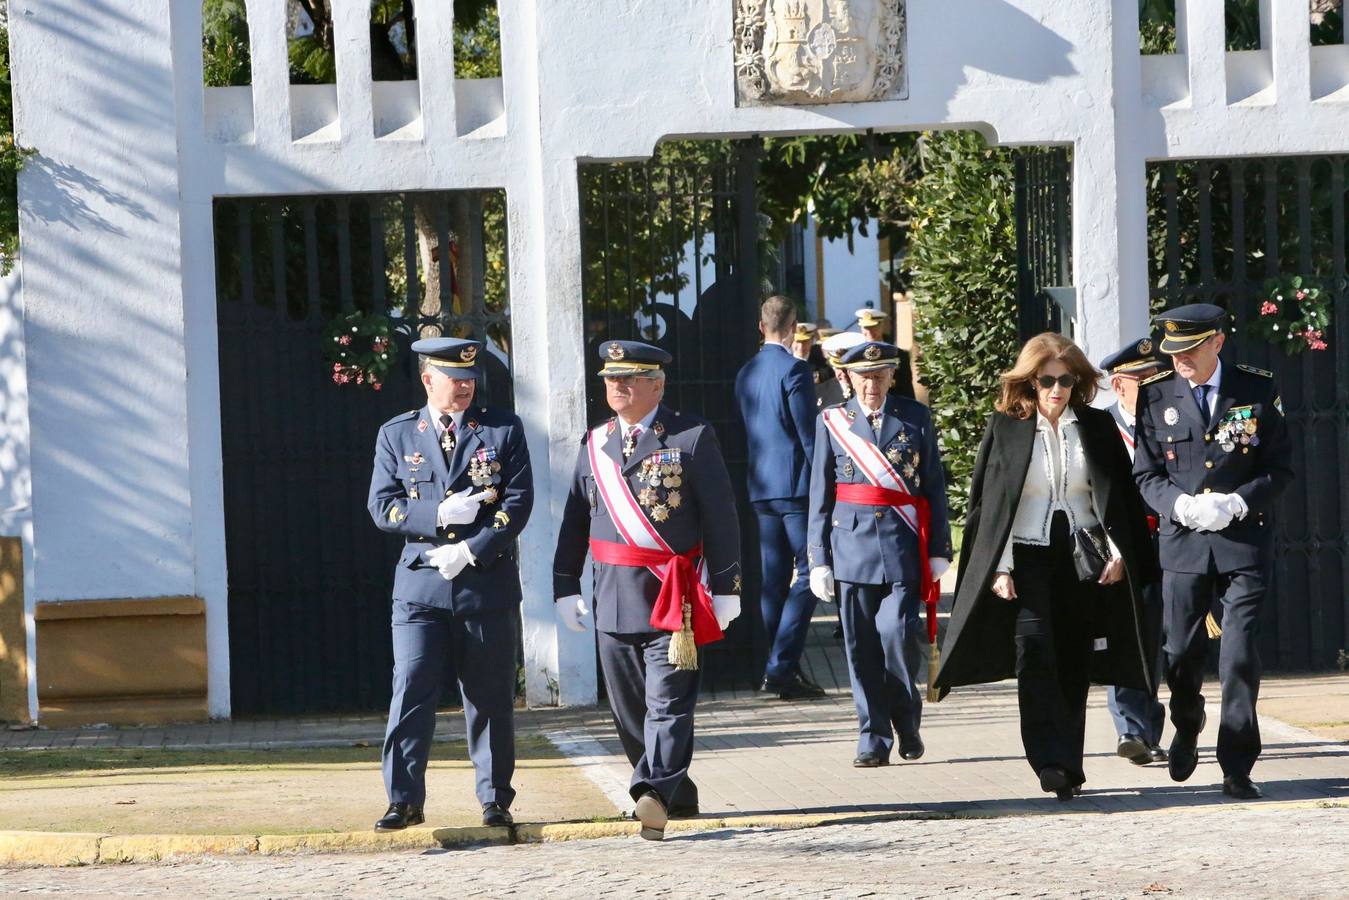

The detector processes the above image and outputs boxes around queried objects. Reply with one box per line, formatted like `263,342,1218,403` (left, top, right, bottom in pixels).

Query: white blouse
997,407,1116,573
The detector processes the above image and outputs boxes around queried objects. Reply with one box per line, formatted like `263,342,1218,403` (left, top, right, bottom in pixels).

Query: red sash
589,538,723,645
835,483,940,643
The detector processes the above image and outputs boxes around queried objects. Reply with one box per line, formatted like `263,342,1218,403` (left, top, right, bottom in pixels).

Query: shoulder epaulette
1140,370,1172,387
1236,363,1273,378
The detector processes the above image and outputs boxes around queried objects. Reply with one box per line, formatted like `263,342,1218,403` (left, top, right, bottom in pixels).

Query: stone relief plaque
735,0,907,106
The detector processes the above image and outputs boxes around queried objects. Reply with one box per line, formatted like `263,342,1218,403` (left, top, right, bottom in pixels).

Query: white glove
809,566,835,602
436,487,489,527
929,557,951,582
1173,494,1200,529
1191,494,1235,532
556,594,589,632
424,542,474,581
712,595,741,630
1217,492,1249,521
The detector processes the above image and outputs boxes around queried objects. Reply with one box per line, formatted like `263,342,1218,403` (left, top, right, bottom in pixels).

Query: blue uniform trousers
597,629,700,807
382,599,517,809
754,498,817,682
1164,564,1265,779
1106,580,1166,745
839,580,923,757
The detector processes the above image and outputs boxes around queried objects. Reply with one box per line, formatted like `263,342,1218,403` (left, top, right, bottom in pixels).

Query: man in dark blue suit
1134,304,1294,800
808,342,952,766
734,295,824,700
553,340,742,840
1100,337,1169,767
367,337,534,831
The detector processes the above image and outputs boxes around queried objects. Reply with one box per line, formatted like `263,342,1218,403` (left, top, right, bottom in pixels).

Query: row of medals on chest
637,450,683,523
841,425,921,486
403,431,503,504
1164,405,1259,453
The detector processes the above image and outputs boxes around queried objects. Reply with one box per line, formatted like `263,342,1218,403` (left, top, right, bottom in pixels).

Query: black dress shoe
374,802,424,832
853,751,889,768
899,732,925,761
763,669,826,700
1169,713,1205,783
1039,765,1072,801
1117,734,1152,766
667,802,699,819
1222,776,1263,800
1147,743,1169,764
634,791,668,841
481,803,513,827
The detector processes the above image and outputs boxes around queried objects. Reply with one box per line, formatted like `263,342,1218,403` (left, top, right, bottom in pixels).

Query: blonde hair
995,332,1100,420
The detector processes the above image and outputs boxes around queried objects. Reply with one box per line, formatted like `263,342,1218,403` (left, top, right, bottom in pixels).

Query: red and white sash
587,424,710,589
822,407,921,535
1115,421,1136,459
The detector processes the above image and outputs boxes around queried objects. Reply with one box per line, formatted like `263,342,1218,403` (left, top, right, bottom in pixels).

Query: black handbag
1071,524,1109,582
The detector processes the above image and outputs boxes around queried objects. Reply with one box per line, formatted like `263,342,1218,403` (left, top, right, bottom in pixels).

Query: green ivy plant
907,132,1020,523
1,20,35,275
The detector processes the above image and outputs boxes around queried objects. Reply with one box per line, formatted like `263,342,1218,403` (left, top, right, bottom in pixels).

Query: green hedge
908,132,1020,523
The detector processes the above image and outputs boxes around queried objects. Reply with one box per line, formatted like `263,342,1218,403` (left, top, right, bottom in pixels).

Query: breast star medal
1163,407,1180,426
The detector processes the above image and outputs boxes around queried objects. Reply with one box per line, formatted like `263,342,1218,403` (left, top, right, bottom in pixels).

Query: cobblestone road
4,803,1346,898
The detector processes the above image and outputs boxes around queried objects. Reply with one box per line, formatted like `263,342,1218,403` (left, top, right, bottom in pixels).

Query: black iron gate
578,141,766,689
1149,157,1349,671
1014,146,1073,341
214,190,512,715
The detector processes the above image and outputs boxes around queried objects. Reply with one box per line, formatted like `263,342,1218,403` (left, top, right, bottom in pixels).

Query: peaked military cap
821,330,865,365
1099,336,1167,375
855,306,888,329
1156,303,1227,354
413,337,483,377
838,340,900,371
793,322,818,343
597,339,671,377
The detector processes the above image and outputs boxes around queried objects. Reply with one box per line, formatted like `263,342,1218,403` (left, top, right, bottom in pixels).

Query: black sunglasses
1036,374,1078,390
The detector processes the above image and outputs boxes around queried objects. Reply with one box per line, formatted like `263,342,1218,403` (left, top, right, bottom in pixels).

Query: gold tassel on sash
927,642,941,703
668,601,699,671
1205,611,1223,640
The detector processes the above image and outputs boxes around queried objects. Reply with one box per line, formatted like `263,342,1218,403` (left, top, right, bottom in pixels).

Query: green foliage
906,132,1019,522
454,3,502,80
202,0,252,87
1249,275,1332,354
324,309,399,390
0,21,34,276
1138,0,1177,54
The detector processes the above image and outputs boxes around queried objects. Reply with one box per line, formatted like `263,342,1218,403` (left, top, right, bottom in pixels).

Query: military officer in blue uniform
553,340,743,841
367,337,534,831
1134,304,1294,800
734,295,824,700
1100,338,1170,766
807,341,953,766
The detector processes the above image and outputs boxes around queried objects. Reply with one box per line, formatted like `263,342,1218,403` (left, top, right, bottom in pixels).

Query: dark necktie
1192,384,1211,427
439,415,456,461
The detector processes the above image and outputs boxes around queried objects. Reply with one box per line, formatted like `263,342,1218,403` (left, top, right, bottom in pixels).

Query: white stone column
500,1,597,707
9,0,195,602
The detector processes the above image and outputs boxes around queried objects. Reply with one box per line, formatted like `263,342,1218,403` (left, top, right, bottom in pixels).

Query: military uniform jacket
552,406,742,635
1134,363,1294,574
367,404,534,614
733,344,817,502
807,395,953,586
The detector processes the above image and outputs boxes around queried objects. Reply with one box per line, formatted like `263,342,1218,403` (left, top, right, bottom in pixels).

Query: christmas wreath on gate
1249,275,1332,355
324,310,399,390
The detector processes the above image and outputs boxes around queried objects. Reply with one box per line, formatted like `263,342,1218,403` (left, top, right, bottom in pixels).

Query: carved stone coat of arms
735,0,908,105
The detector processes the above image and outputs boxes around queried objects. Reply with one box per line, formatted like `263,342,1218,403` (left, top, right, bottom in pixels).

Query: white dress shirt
616,406,660,437
997,407,1116,573
1186,358,1222,420
428,404,465,437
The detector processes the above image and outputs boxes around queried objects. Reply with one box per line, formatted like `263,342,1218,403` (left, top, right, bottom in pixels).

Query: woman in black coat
934,333,1157,800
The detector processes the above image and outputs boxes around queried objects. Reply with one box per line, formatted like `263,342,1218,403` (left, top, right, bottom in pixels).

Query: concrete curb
3,799,1345,867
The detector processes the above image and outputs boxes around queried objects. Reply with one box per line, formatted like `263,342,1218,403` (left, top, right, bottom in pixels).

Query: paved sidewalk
6,672,1346,822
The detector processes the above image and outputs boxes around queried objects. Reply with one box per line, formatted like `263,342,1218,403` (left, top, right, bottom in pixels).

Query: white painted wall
6,0,1346,715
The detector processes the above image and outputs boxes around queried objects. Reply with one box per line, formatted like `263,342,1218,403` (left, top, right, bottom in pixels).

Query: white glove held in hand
1217,492,1249,521
712,595,741,630
1173,494,1200,529
809,566,835,602
1191,493,1235,532
556,594,589,632
424,542,474,581
929,558,952,582
437,486,489,527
